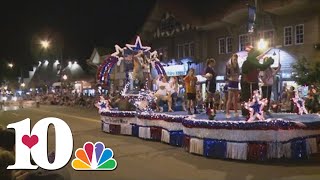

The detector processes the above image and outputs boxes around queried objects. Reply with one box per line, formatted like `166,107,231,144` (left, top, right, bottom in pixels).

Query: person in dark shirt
204,58,217,120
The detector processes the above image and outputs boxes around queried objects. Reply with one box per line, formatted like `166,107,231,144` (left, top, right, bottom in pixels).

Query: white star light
111,45,126,66
150,50,158,59
125,36,151,52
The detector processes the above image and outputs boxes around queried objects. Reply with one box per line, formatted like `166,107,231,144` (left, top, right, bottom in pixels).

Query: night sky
0,0,156,69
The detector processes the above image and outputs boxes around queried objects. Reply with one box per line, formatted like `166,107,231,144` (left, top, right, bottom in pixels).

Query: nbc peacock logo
72,142,117,170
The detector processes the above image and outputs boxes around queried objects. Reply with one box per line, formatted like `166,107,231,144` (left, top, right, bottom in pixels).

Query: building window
157,47,168,60
177,45,183,59
184,44,190,57
219,38,226,54
189,42,195,57
284,26,293,46
226,37,233,53
239,34,249,51
263,30,274,47
295,24,304,44
177,42,194,58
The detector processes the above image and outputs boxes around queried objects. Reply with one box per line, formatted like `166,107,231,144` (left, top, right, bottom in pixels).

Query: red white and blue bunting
100,111,320,161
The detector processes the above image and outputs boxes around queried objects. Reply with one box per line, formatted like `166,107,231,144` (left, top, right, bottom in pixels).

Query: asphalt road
1,105,320,180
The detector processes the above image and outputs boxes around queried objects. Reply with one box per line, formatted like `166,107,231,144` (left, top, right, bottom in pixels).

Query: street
1,105,320,180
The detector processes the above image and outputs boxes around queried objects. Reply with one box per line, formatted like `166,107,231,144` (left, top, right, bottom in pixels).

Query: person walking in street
36,94,41,108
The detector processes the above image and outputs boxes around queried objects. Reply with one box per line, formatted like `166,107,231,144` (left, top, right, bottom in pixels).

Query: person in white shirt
155,75,173,112
259,57,281,111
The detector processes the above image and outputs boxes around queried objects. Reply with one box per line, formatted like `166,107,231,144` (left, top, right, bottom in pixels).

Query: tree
292,57,320,86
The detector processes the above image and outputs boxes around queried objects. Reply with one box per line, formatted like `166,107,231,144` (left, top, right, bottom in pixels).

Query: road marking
30,108,100,123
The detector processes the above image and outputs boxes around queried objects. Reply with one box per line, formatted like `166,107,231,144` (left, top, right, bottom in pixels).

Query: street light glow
40,40,50,49
21,83,26,87
8,63,14,68
257,39,268,50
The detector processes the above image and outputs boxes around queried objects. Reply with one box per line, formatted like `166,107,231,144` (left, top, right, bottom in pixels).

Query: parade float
97,36,320,161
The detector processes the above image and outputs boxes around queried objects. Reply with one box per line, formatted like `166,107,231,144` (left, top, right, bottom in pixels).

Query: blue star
250,101,262,115
126,36,151,52
100,102,106,109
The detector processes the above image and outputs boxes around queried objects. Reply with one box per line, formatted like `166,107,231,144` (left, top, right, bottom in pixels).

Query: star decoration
111,45,125,57
126,36,151,52
292,92,308,115
95,96,110,112
111,45,126,66
150,50,158,59
244,90,268,121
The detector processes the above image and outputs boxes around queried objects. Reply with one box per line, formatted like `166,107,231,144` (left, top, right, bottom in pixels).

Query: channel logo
72,142,117,170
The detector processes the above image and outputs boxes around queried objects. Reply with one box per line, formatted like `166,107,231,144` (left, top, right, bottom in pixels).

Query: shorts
187,93,196,100
228,81,239,90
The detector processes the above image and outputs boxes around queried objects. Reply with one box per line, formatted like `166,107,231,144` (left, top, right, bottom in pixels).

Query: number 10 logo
7,118,73,170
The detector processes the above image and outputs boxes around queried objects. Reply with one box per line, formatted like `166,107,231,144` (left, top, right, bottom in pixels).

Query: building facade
140,0,320,92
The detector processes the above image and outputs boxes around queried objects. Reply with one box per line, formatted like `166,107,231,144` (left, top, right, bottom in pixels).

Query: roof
95,47,113,56
140,0,320,39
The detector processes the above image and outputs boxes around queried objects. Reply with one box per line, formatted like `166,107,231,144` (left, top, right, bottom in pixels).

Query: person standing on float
132,50,145,89
204,58,217,120
184,68,198,115
259,57,281,113
225,54,240,118
240,46,274,119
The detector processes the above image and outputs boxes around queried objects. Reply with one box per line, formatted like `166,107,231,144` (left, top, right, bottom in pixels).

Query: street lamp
257,39,268,51
21,83,25,88
8,63,14,68
40,40,50,49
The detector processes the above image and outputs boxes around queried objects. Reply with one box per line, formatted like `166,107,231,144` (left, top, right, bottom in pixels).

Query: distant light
55,60,60,64
74,61,77,64
21,83,25,87
52,89,55,93
12,97,17,101
39,61,41,64
30,88,33,91
4,86,8,90
45,60,49,64
8,63,14,68
40,40,50,49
